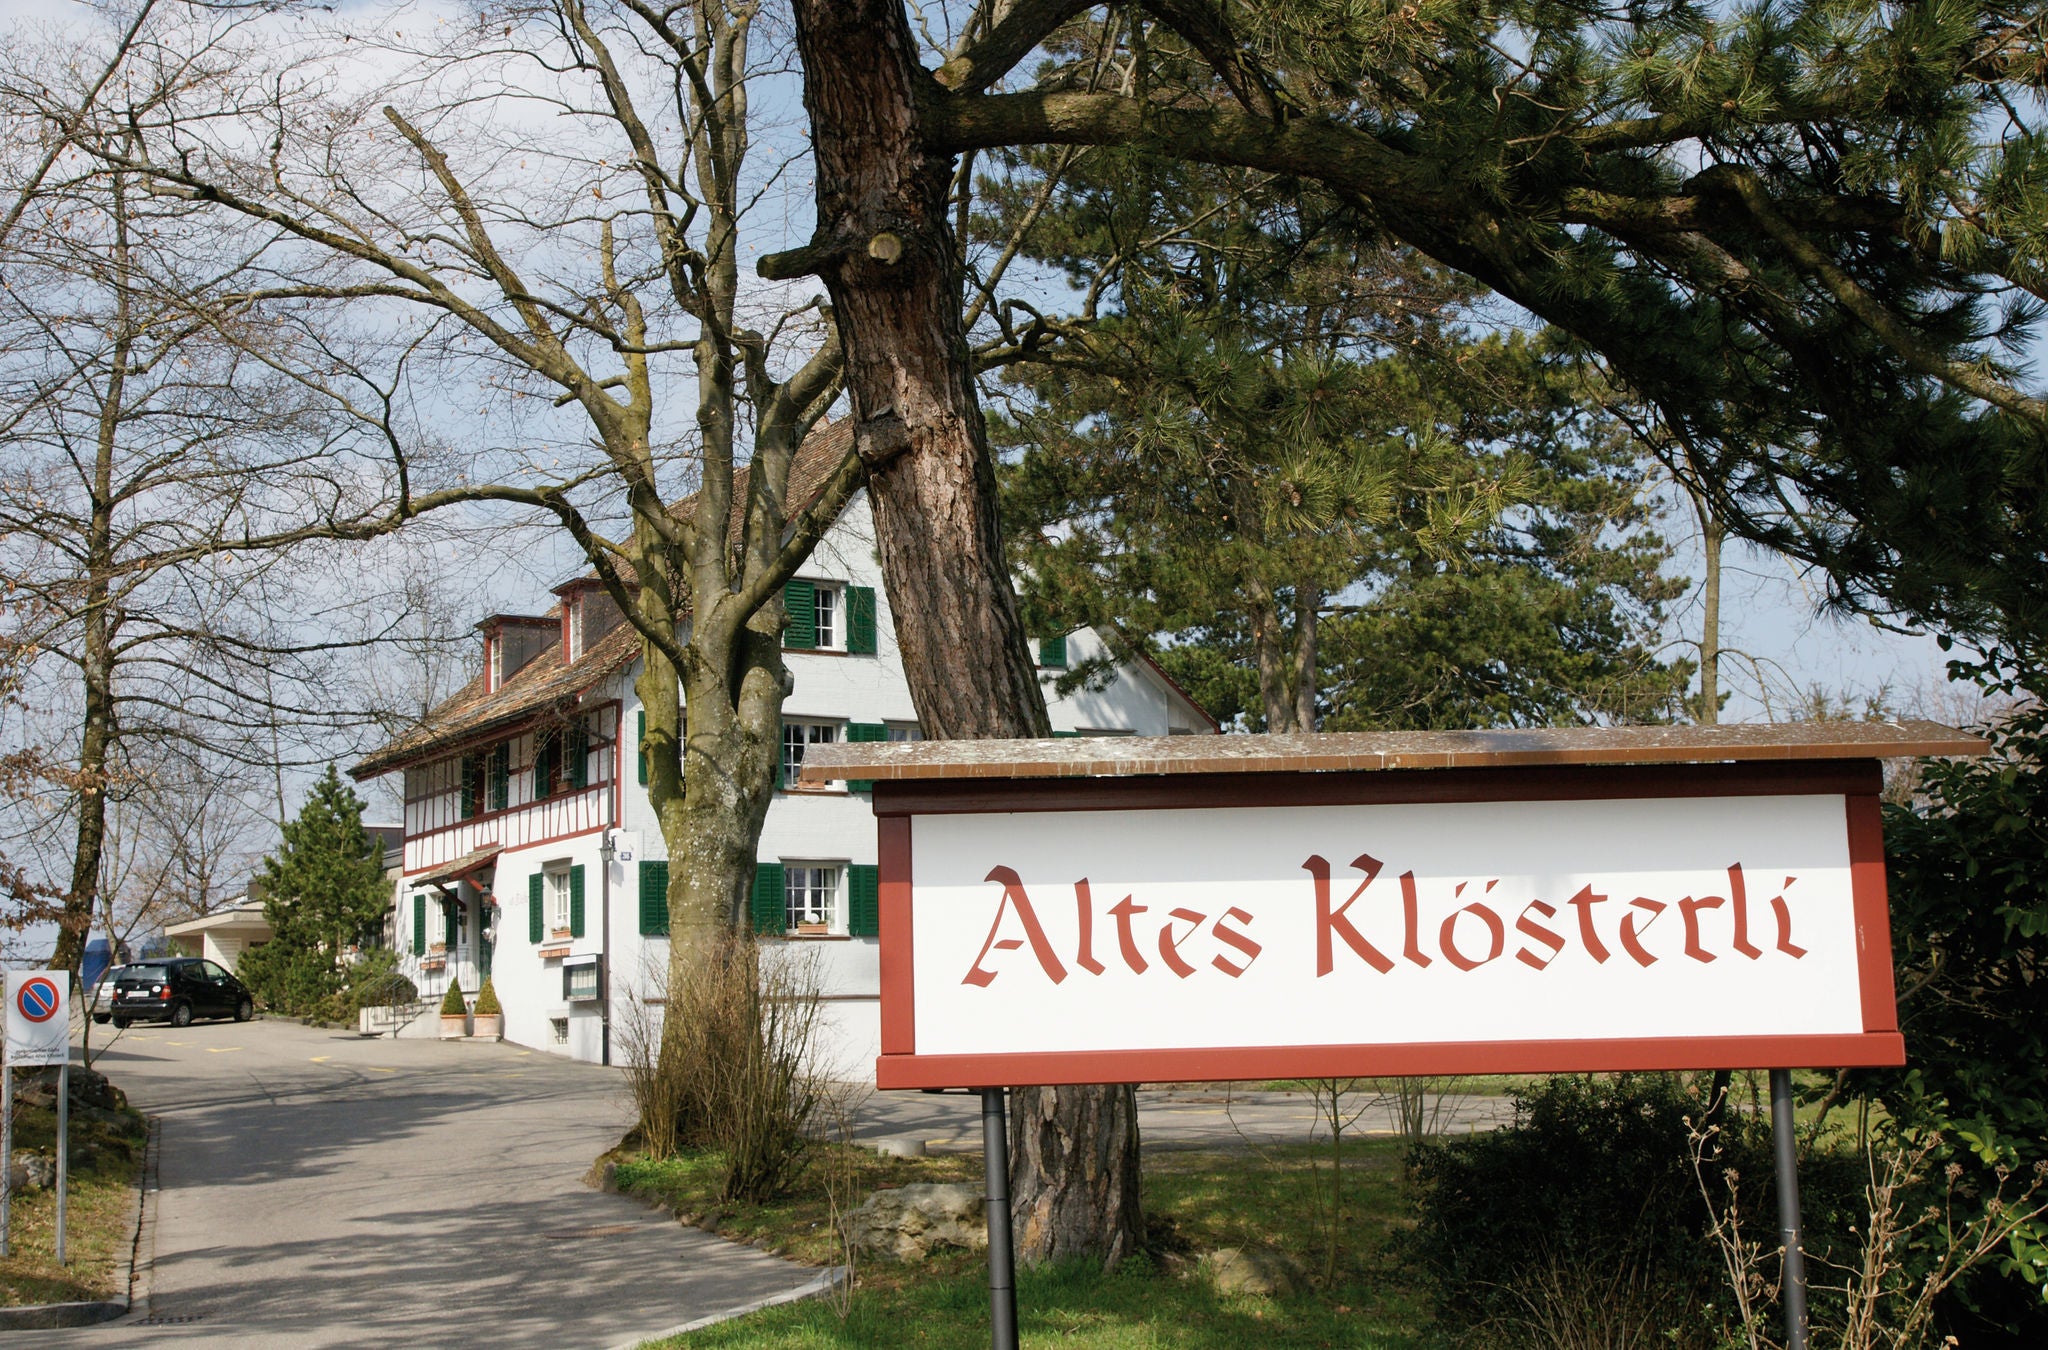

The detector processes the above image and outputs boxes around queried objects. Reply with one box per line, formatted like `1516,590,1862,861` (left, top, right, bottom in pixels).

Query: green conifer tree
236,765,388,1015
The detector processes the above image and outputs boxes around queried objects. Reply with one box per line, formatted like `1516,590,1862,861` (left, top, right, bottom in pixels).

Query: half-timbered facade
350,432,1217,1070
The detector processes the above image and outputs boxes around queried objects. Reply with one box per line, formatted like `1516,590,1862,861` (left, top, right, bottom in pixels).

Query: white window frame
544,863,572,933
885,722,923,742
566,597,584,662
486,633,502,693
783,862,844,933
780,719,841,789
813,583,841,650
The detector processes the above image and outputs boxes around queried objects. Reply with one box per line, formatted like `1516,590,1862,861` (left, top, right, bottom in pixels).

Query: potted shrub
438,982,469,1039
470,979,503,1041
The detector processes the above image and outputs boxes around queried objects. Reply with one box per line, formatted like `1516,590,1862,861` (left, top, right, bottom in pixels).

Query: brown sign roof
798,720,1989,785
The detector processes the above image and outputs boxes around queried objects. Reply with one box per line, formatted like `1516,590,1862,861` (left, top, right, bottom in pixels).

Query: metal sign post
1771,1068,1809,1350
5,971,73,1265
980,1088,1018,1350
2,1053,11,1258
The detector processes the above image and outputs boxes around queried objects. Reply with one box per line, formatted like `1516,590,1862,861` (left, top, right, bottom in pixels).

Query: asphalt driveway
39,1018,823,1349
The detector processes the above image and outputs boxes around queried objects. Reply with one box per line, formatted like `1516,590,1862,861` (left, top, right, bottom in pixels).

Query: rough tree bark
781,0,1144,1265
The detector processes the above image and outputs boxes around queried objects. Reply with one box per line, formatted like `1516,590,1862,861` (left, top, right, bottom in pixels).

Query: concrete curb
605,1265,851,1350
0,1110,156,1332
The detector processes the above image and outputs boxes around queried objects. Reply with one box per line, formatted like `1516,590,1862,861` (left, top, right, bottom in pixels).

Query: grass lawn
0,1081,148,1306
618,1136,1439,1349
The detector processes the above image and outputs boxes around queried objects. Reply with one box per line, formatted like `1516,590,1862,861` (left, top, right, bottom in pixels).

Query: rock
847,1183,987,1262
69,1067,123,1111
872,1136,928,1159
8,1153,56,1194
1200,1246,1305,1298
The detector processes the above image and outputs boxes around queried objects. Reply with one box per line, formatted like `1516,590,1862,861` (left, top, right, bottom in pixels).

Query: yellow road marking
365,1067,397,1073
310,1056,331,1063
205,1047,242,1054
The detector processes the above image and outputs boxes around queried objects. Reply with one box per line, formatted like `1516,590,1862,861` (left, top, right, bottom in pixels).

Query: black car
111,958,254,1028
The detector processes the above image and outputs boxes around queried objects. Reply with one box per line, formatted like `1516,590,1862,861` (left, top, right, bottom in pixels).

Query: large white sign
882,791,1896,1086
5,971,71,1067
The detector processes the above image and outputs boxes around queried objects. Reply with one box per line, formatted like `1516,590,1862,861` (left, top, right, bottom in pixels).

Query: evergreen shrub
1403,1073,1855,1349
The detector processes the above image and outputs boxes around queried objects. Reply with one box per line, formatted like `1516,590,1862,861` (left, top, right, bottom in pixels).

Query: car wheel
170,1001,193,1028
235,998,253,1022
112,1017,130,1030
93,1014,110,1025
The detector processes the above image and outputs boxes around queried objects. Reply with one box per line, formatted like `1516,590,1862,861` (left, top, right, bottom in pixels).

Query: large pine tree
990,152,1688,731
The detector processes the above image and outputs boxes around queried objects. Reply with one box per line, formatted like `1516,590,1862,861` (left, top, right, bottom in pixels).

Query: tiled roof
349,423,859,782
349,617,638,780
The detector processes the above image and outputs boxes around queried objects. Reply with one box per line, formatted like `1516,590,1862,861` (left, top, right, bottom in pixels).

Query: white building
349,430,1216,1071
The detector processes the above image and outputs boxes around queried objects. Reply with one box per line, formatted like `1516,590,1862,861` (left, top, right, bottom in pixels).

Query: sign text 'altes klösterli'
798,725,1982,1089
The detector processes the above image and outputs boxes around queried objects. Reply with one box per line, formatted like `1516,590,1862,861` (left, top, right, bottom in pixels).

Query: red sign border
872,759,1902,1089
14,974,63,1025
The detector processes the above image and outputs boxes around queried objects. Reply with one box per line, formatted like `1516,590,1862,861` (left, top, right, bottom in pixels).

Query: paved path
849,1082,1514,1153
42,1018,820,1350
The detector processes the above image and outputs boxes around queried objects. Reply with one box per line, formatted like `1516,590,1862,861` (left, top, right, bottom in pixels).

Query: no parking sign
5,971,70,1066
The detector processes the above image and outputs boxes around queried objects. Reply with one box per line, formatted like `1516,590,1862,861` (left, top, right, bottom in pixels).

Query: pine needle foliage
236,765,389,1016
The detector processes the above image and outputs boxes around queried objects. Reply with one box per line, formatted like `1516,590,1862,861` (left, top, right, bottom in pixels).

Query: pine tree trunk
787,0,1143,1265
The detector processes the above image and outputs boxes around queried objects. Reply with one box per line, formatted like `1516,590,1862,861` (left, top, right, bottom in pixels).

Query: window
781,720,840,788
565,597,584,662
814,586,838,649
486,633,502,692
563,956,600,1002
886,723,922,742
783,580,877,653
549,1017,569,1045
784,864,842,931
546,866,572,933
201,960,231,981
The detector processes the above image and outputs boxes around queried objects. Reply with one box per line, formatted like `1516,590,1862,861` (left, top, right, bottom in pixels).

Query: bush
1405,1073,1784,1350
1854,652,2048,1341
473,978,501,1016
440,981,467,1016
618,932,829,1203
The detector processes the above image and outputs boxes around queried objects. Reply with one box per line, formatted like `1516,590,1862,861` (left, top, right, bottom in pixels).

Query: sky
0,0,1995,964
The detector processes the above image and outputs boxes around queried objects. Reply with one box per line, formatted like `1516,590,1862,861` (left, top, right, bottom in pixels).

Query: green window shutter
528,873,544,944
751,862,786,936
569,865,587,937
1038,634,1068,668
532,735,552,800
783,580,817,649
412,896,427,955
844,722,887,793
460,757,478,819
567,721,588,790
489,743,510,811
639,859,670,936
846,586,877,655
636,710,648,786
848,864,880,938
1053,729,1083,739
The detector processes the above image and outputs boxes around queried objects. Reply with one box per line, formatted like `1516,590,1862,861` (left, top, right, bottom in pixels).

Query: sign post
5,970,73,1264
805,720,1987,1350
